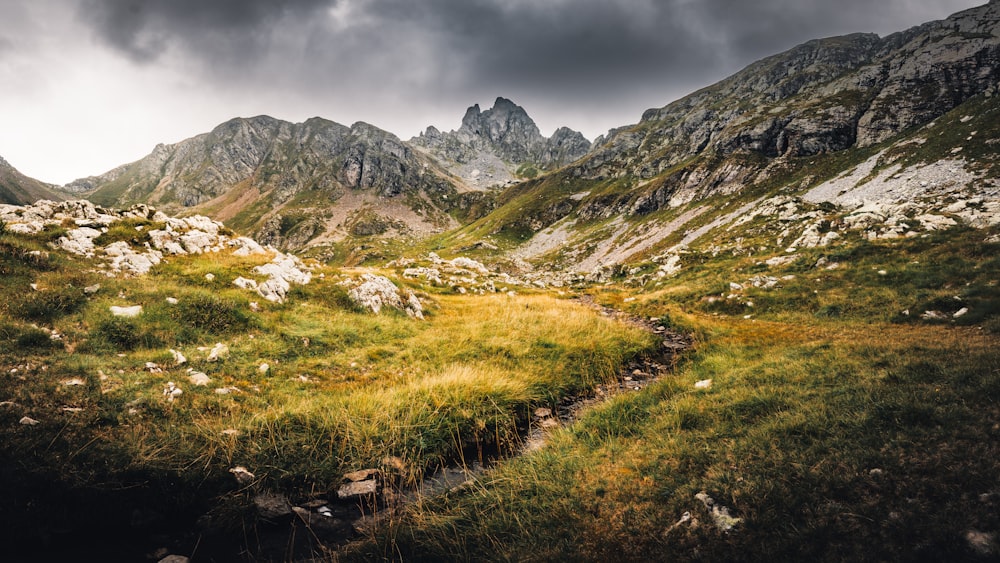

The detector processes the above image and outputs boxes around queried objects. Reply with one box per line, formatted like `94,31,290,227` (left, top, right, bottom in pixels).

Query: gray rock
254,493,293,520
110,305,142,318
337,479,378,499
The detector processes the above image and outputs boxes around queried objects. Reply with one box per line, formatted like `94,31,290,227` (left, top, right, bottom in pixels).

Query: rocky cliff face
575,1,1000,204
411,97,592,188
0,156,64,205
456,2,1000,274
68,116,460,249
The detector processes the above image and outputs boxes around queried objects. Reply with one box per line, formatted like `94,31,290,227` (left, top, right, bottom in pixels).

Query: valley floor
1,218,999,561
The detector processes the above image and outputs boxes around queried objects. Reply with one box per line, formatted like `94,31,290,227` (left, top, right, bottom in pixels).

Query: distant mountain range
2,1,998,268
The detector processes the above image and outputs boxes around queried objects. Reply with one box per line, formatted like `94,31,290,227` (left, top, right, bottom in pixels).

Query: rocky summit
411,97,592,189
61,116,462,251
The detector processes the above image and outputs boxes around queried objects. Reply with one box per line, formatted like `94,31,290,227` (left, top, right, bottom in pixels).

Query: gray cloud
79,0,333,62
74,0,988,137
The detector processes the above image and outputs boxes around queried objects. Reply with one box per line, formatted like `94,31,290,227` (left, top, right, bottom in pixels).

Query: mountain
0,155,64,205
450,1,1000,274
410,97,591,188
65,116,463,250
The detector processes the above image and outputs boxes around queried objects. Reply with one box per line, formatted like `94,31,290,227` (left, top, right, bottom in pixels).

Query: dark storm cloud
76,0,982,133
79,0,332,62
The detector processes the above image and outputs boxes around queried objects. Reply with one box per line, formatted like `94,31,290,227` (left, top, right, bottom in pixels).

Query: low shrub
169,292,255,335
14,286,87,323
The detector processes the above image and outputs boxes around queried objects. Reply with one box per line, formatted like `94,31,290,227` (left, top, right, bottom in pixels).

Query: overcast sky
0,0,985,184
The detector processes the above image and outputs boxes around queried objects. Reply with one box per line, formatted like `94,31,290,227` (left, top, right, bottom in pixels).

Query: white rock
229,466,256,484
953,307,969,319
187,371,211,386
232,277,258,290
206,342,229,362
695,379,713,389
19,416,40,426
259,363,270,374
205,273,216,282
348,274,405,314
165,297,179,305
695,491,742,533
110,305,142,318
450,256,489,275
170,349,187,365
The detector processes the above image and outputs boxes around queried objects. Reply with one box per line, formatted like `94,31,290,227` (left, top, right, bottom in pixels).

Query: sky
0,0,986,185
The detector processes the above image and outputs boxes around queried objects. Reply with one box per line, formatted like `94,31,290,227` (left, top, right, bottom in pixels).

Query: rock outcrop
411,97,592,188
0,199,312,302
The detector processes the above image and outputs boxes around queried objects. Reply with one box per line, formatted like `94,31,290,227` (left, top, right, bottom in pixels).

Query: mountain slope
0,156,64,205
448,1,1000,274
66,116,463,250
411,97,592,189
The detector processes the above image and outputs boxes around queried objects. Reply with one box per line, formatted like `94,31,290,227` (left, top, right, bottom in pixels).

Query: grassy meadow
1,217,999,561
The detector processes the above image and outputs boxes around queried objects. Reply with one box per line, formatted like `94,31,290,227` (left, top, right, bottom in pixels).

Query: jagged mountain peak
412,96,591,188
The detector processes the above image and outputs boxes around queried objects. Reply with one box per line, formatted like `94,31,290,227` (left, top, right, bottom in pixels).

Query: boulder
110,305,142,318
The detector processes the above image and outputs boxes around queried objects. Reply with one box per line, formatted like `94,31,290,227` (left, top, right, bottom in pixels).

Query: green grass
348,317,1000,562
0,229,655,557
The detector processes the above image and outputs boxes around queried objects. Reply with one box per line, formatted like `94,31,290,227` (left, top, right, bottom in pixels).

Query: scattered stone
62,378,86,386
232,277,258,290
145,362,162,373
221,429,240,437
254,493,293,520
204,273,215,281
765,254,798,267
163,382,183,402
695,379,713,390
110,305,142,318
19,416,40,426
921,310,948,321
166,297,179,305
533,407,552,418
259,363,270,374
347,274,424,319
249,301,260,312
229,466,255,485
215,386,241,395
170,349,187,365
695,491,742,533
953,307,969,319
206,342,229,362
450,256,489,275
83,284,101,295
337,479,378,499
187,370,211,386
